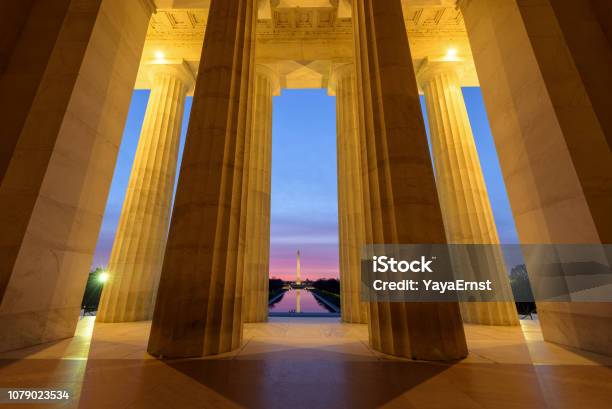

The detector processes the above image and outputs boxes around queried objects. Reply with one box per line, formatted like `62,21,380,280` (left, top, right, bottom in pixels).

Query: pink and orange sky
268,219,339,281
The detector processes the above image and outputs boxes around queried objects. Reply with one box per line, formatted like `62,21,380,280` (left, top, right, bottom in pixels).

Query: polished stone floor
1,316,611,408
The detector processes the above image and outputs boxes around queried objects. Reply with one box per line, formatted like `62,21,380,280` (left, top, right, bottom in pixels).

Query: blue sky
268,90,339,279
91,87,519,279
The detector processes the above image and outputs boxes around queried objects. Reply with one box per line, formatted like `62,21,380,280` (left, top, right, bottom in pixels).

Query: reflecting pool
269,289,336,314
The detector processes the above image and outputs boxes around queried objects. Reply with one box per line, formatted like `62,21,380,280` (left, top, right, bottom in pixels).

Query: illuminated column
148,0,257,358
417,60,518,326
352,0,467,360
97,62,194,323
243,64,277,323
0,0,154,352
332,63,368,324
460,0,612,355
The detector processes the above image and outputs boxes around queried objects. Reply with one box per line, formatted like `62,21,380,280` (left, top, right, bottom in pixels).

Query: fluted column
0,1,49,182
417,60,518,326
147,0,257,358
243,65,277,323
352,0,467,360
97,62,194,323
459,0,612,356
0,0,154,353
332,63,368,324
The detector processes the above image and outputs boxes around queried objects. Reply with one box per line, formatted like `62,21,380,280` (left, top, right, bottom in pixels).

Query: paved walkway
1,317,611,408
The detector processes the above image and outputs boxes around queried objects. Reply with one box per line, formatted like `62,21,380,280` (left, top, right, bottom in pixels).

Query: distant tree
81,267,106,312
509,264,536,317
269,278,285,291
312,278,340,295
509,264,534,301
268,277,286,300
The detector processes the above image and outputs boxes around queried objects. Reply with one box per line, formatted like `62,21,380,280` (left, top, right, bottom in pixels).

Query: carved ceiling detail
146,6,466,42
139,5,475,90
147,9,208,41
403,7,465,36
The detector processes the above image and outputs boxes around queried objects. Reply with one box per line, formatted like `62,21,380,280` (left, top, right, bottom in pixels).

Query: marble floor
1,317,611,409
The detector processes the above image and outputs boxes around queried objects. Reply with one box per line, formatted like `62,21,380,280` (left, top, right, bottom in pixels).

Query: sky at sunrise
91,87,519,281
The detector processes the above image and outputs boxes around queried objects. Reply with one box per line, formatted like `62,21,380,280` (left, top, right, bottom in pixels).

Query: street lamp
97,271,109,284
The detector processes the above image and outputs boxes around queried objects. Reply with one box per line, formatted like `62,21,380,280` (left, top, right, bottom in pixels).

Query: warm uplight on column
417,59,519,326
96,61,194,323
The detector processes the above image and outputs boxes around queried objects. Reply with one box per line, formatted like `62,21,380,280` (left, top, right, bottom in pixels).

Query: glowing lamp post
97,271,110,284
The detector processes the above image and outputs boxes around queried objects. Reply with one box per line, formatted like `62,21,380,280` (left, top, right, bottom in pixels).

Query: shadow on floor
73,344,556,409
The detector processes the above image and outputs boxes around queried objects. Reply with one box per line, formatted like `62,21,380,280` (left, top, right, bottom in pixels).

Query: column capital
142,59,196,93
328,62,355,96
257,0,272,19
255,64,281,96
416,58,463,88
337,0,352,18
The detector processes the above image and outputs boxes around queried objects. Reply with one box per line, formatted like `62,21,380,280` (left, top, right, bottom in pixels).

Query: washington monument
296,250,301,285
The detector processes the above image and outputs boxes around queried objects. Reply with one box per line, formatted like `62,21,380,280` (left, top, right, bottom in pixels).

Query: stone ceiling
136,0,477,92
153,0,460,8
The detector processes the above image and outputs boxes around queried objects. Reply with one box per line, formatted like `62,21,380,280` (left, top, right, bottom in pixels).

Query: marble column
0,0,154,353
417,60,518,326
591,0,612,48
332,63,368,324
97,62,194,323
0,2,31,76
460,0,612,355
352,0,467,360
0,0,85,183
546,0,612,150
147,0,257,358
243,64,277,323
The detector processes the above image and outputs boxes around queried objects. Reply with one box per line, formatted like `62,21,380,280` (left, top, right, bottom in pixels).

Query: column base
95,311,154,324
147,338,243,359
369,343,468,361
368,303,468,361
341,317,368,324
460,302,520,326
0,307,79,353
539,302,612,357
243,315,268,324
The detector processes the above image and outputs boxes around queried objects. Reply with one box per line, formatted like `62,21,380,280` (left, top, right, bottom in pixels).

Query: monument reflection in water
269,289,335,314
